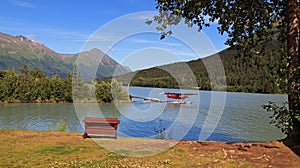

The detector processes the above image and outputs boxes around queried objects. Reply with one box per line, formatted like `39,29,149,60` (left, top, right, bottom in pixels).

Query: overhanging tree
150,0,299,144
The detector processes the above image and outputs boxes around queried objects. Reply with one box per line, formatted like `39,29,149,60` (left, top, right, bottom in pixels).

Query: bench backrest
84,117,119,129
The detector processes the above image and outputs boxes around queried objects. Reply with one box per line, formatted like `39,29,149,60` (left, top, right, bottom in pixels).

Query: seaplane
161,92,198,104
130,92,198,104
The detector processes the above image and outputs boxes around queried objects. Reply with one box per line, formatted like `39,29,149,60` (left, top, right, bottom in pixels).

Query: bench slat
84,117,119,123
86,128,116,133
85,130,117,135
85,126,116,130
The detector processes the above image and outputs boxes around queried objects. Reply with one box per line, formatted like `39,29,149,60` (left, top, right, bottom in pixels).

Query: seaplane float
129,92,198,104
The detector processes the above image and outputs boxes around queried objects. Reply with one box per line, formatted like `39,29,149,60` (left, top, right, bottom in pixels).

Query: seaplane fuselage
165,92,189,100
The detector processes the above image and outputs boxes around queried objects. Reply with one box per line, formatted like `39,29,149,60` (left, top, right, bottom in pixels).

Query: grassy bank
0,130,299,167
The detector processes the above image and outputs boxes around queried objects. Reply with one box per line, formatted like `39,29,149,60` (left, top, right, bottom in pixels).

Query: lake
0,86,286,142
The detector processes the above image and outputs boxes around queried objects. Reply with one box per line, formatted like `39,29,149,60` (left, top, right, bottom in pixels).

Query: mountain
65,48,131,79
0,32,69,77
0,32,131,78
101,41,285,94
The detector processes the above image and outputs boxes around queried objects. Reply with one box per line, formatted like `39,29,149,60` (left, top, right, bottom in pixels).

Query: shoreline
0,99,132,104
0,86,288,105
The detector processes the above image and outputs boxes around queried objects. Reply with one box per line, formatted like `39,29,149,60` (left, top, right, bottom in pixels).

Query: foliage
94,79,129,102
72,65,90,101
56,119,68,132
111,79,130,101
262,102,292,134
0,65,129,103
150,0,283,45
94,81,113,102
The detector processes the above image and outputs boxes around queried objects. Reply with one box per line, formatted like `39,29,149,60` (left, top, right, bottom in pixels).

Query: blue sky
0,0,229,70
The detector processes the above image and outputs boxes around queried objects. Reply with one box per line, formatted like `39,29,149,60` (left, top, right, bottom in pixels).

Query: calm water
0,87,286,142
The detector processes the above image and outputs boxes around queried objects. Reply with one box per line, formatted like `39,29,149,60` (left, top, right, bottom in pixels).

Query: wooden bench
82,117,120,139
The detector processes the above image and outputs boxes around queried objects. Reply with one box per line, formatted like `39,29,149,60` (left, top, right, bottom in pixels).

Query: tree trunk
285,0,300,145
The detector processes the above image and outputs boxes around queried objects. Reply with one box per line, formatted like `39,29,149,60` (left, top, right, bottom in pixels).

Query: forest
102,41,286,94
0,65,129,103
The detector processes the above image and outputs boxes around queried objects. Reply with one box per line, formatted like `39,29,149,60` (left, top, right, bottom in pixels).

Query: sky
0,0,229,71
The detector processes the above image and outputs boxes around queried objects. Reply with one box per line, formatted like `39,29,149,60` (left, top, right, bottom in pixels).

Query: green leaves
152,0,284,48
0,66,130,103
0,68,74,103
95,81,113,102
262,101,292,135
94,80,129,103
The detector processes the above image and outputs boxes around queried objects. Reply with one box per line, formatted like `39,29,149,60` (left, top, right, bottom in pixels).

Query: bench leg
82,132,88,139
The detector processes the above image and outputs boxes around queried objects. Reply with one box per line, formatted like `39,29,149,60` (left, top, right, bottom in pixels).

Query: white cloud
177,51,198,59
134,38,181,47
127,12,156,21
13,0,36,9
39,28,89,42
86,33,119,42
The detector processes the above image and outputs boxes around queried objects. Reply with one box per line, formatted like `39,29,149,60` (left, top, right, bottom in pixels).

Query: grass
0,130,298,167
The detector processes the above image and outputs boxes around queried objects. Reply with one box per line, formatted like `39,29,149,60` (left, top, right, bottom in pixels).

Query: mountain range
0,32,131,78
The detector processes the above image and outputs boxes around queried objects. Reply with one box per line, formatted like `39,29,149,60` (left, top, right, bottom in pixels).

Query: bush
56,119,68,132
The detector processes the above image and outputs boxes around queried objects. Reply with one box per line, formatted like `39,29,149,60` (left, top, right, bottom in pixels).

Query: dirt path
176,140,300,167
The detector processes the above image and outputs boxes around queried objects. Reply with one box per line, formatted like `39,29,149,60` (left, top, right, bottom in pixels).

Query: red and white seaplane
130,92,198,104
161,92,198,104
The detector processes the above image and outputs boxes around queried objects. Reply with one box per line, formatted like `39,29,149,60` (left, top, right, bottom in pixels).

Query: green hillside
0,34,71,77
101,41,286,94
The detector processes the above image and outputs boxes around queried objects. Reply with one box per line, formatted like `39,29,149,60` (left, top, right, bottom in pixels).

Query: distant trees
94,79,129,102
0,65,129,103
108,47,284,94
